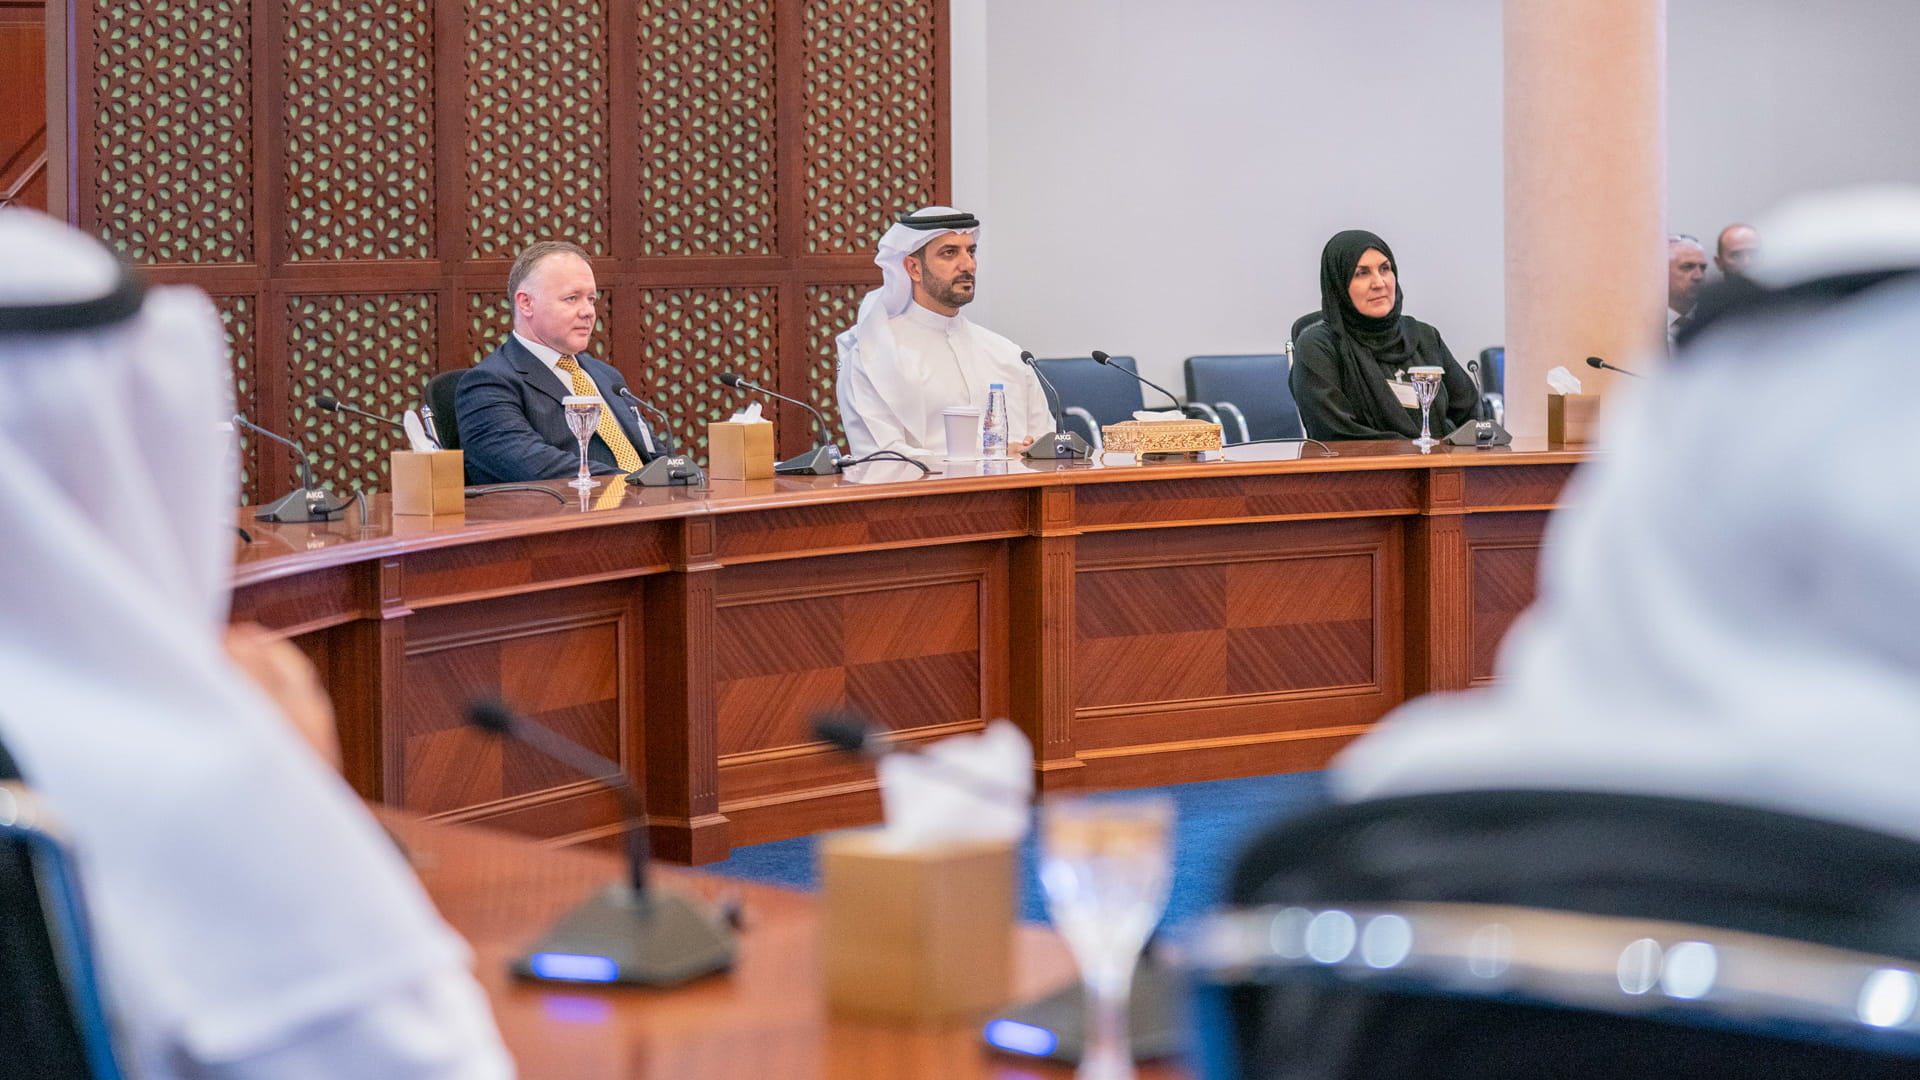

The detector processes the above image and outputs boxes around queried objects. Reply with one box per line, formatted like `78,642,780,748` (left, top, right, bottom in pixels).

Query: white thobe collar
899,301,966,335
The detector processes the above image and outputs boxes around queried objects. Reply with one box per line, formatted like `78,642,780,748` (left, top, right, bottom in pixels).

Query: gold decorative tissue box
1100,419,1223,462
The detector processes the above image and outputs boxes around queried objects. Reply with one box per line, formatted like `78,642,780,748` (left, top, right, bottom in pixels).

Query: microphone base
774,445,846,475
1443,419,1514,447
254,488,349,523
1020,430,1093,460
628,454,705,487
513,883,736,987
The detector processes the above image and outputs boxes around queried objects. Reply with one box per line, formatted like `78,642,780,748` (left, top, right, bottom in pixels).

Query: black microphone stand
617,388,705,488
232,413,351,523
1019,352,1093,460
714,373,847,475
466,700,735,986
1092,350,1185,410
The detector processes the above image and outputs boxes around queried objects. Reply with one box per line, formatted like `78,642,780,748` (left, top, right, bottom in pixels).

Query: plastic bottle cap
990,383,1003,389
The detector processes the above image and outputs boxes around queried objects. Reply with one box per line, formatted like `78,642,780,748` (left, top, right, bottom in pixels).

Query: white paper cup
942,407,982,460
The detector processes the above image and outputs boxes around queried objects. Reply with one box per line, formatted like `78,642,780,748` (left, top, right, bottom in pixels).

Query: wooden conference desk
235,440,1583,862
388,811,1183,1080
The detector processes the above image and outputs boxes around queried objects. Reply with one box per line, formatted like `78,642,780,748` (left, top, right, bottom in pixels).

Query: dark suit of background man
456,240,660,484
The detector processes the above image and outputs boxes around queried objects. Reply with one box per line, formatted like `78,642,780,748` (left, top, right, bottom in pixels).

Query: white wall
1667,1,1920,251
955,0,1920,396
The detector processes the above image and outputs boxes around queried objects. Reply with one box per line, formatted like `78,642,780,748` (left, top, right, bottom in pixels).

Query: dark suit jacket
455,335,661,484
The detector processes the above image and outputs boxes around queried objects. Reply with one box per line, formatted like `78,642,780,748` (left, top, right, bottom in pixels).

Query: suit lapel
503,335,571,404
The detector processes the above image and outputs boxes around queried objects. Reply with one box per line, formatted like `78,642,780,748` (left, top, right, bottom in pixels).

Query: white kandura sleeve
192,969,515,1080
839,345,933,458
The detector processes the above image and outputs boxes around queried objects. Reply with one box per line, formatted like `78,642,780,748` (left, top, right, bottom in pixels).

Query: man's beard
926,273,975,309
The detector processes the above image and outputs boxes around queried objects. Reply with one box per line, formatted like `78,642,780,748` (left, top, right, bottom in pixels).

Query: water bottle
981,383,1009,459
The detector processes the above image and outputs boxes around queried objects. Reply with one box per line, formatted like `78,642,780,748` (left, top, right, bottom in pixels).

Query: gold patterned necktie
555,354,644,472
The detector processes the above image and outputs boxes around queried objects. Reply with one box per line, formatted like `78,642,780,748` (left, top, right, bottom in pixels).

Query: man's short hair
508,241,591,298
1668,234,1704,249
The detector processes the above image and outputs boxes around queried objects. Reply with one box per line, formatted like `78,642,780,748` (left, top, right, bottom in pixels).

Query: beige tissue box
390,450,464,517
818,829,1016,1023
706,420,775,480
1547,393,1601,446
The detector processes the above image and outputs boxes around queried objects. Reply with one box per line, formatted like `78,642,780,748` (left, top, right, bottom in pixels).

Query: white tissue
728,401,768,423
1130,409,1188,423
1546,366,1583,395
875,720,1032,850
402,410,438,452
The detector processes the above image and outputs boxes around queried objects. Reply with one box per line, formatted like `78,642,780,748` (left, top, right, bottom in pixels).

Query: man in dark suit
456,240,661,484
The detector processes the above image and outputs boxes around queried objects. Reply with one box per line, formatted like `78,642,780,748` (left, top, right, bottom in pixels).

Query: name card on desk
391,450,465,517
819,829,1015,1023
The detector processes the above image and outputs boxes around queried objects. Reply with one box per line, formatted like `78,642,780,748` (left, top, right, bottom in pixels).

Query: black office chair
1185,790,1920,1080
0,777,130,1079
1033,355,1152,450
424,369,466,450
1183,355,1303,443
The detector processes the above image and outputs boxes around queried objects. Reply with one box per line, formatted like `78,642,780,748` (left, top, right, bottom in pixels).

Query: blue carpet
705,771,1332,927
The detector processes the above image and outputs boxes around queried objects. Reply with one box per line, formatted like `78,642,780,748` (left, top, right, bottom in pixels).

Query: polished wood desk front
235,441,1583,860
386,813,1181,1080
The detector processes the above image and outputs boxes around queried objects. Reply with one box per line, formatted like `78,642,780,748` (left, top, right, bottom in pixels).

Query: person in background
835,207,1052,458
1667,233,1710,343
456,240,660,484
0,207,513,1079
1290,229,1479,442
1716,222,1760,281
1337,186,1920,843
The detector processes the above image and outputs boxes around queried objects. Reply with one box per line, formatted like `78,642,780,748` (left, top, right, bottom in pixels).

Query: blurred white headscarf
1336,185,1920,842
0,209,486,1071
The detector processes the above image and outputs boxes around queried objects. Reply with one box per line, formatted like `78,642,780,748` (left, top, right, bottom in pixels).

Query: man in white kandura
835,207,1054,458
0,208,512,1080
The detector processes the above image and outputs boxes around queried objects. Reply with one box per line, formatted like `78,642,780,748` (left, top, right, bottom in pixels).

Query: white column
1504,0,1667,436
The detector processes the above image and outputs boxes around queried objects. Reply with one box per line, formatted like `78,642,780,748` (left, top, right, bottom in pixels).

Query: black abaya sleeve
1289,324,1408,441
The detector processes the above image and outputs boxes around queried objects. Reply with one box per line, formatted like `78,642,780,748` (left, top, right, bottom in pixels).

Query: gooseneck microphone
615,387,704,488
313,392,404,429
231,413,350,522
1091,350,1183,410
713,372,846,475
465,699,735,986
1586,356,1643,379
1019,351,1093,460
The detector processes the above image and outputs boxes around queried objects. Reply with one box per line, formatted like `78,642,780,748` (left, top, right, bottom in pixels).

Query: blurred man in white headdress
0,208,512,1078
1336,185,1920,844
835,207,1054,458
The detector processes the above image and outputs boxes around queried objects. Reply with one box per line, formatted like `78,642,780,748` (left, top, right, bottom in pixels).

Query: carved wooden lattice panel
804,284,863,447
466,290,614,367
216,295,259,502
284,0,435,261
634,287,778,455
288,294,436,494
463,0,611,259
89,0,253,263
801,0,941,254
635,0,777,255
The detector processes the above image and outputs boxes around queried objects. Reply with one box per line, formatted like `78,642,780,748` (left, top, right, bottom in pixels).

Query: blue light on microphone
984,1018,1059,1057
528,952,620,982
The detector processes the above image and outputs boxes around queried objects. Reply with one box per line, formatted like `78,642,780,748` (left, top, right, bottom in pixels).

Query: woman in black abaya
1290,230,1481,441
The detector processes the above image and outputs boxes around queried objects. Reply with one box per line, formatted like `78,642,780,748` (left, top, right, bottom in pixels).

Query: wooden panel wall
0,2,47,211
64,0,947,504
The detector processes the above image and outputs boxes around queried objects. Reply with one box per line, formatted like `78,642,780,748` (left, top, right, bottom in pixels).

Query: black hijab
1319,229,1414,368
1311,229,1443,437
